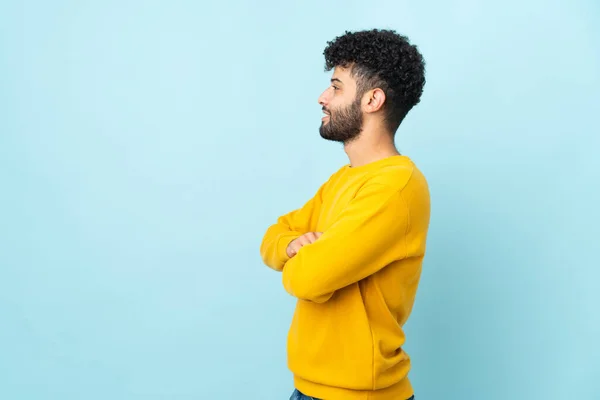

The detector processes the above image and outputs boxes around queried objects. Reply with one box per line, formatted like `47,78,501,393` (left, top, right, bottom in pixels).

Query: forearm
259,176,332,272
260,224,302,271
281,185,410,302
281,230,402,303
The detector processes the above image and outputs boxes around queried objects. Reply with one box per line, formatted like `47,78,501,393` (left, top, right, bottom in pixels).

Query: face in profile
318,67,364,144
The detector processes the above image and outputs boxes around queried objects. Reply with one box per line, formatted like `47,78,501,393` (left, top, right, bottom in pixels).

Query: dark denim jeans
290,388,414,399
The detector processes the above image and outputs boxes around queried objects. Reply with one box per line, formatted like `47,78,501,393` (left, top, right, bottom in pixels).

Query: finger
307,232,323,243
287,238,301,256
291,241,304,253
304,232,318,243
297,236,311,246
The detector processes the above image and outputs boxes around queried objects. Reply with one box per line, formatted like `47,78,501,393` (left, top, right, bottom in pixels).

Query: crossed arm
260,182,410,303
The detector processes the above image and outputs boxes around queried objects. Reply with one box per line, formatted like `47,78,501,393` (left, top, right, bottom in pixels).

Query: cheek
328,100,342,113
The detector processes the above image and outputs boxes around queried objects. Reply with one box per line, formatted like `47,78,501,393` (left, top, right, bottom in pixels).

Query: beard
319,97,363,144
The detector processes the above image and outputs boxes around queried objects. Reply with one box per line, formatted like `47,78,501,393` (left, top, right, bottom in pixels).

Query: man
260,29,430,400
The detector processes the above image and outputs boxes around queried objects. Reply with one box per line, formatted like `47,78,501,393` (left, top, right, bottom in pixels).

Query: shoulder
367,156,427,193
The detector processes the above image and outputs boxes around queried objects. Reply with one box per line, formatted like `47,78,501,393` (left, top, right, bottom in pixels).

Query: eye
332,85,339,91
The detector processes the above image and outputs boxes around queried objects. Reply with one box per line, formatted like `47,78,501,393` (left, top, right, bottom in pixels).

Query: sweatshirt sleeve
259,181,327,272
281,182,410,303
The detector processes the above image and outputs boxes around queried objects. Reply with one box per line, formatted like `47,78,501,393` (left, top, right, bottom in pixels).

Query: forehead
332,66,356,85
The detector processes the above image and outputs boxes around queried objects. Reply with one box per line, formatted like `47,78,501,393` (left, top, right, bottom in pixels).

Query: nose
318,88,330,107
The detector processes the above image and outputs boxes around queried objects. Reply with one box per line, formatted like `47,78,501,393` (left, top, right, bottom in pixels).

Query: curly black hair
323,29,426,134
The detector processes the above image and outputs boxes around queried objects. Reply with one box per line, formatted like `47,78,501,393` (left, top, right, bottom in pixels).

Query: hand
286,232,323,258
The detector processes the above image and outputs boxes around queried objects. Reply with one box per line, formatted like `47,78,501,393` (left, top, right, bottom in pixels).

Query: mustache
322,107,331,115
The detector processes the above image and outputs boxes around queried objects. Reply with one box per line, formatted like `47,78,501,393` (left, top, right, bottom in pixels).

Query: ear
363,88,386,113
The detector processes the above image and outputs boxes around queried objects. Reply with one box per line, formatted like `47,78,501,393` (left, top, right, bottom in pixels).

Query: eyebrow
331,78,343,85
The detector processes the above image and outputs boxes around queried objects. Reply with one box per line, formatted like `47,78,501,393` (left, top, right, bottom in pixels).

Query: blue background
1,1,599,399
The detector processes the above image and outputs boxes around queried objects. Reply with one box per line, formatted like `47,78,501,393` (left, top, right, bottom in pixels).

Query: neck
343,126,400,168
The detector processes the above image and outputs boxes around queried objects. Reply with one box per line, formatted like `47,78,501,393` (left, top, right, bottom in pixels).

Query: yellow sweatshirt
260,155,430,400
